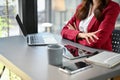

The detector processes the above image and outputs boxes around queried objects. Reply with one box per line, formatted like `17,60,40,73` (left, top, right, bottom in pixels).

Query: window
51,0,120,34
37,0,46,32
0,0,19,37
51,0,81,34
1,0,119,37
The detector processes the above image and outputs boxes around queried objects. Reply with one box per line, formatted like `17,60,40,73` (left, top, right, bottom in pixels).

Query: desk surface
0,35,120,80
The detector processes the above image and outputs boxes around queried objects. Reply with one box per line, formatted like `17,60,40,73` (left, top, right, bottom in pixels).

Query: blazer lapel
87,16,97,32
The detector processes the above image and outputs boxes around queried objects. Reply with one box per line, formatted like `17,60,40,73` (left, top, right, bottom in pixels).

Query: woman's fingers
86,33,99,43
94,29,102,34
88,35,95,42
85,37,91,44
92,34,99,40
67,24,73,30
92,29,101,40
67,24,73,29
67,23,77,30
73,22,77,30
78,29,101,44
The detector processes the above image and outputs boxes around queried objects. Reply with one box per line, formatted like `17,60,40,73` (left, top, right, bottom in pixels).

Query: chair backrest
112,29,120,53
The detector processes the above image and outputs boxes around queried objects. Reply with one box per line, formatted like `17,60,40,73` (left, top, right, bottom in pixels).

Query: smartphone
59,61,92,75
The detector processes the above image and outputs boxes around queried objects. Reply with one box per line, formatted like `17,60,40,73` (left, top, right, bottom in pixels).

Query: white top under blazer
79,13,94,32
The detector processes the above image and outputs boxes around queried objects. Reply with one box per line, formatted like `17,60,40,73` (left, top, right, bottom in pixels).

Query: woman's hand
77,29,101,44
67,22,77,30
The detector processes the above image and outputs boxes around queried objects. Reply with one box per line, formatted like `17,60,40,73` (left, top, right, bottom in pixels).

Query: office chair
110,29,120,80
112,29,120,53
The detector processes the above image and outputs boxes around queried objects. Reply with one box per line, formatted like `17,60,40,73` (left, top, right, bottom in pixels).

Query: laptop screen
16,14,27,36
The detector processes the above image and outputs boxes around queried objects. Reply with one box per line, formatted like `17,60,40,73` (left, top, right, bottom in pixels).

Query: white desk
0,35,120,80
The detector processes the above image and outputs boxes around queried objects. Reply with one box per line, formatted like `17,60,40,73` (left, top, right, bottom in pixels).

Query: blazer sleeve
61,4,81,42
80,2,120,49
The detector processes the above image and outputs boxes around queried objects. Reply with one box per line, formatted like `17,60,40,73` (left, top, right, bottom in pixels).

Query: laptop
16,14,58,46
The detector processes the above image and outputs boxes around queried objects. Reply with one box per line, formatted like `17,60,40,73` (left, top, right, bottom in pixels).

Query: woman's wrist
77,33,83,39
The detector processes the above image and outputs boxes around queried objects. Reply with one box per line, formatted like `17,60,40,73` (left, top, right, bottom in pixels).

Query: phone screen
61,61,90,71
59,61,92,74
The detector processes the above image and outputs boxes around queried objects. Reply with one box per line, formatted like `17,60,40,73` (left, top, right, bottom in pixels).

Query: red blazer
61,1,120,51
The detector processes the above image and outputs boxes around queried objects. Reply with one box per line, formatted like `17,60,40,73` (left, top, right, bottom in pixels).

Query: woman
61,0,120,51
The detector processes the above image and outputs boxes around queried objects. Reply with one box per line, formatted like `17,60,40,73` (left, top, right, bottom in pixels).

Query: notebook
85,51,120,68
16,14,57,46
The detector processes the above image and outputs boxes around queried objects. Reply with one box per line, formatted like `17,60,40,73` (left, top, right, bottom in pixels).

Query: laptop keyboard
42,35,57,44
30,35,41,43
28,34,57,45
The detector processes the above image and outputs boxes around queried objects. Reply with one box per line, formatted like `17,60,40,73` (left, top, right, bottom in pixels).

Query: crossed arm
67,22,101,44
